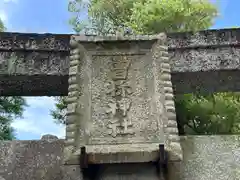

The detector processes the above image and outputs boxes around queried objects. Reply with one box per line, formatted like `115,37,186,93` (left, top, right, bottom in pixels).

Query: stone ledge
65,143,181,165
71,33,166,42
0,28,240,50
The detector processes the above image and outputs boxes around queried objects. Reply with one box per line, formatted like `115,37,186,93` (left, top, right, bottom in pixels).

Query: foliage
68,0,219,34
68,0,90,33
51,97,67,125
51,0,240,135
176,93,240,135
0,97,27,140
0,18,5,32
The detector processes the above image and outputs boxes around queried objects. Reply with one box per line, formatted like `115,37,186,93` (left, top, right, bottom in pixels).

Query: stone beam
0,28,240,96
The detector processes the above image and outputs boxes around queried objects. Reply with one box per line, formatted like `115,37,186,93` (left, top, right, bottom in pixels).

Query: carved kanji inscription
105,56,134,137
90,53,165,145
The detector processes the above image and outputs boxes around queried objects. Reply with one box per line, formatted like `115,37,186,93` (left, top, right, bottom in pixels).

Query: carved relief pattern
0,51,69,75
153,35,183,160
0,33,70,75
64,37,82,158
105,56,135,137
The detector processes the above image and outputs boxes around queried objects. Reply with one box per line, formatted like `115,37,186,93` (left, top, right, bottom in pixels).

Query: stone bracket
158,144,168,179
66,143,167,165
159,144,167,165
79,144,169,179
80,146,88,169
79,144,168,168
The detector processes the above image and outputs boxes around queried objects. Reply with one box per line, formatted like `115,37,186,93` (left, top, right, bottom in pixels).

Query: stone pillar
64,34,182,179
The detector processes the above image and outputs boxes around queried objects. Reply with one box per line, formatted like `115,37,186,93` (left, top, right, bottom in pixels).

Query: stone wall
1,28,240,96
168,135,240,180
0,135,239,180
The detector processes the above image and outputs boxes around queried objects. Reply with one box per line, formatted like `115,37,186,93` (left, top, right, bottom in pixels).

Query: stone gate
0,28,240,180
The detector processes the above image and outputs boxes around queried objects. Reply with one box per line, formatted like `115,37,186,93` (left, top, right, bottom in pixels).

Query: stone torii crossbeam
0,28,240,96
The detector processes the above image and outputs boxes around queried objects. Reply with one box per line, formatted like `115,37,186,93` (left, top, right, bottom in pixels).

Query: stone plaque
64,34,182,164
90,54,164,144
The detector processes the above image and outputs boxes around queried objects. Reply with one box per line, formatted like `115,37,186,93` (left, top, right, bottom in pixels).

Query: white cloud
0,10,7,24
0,0,19,31
12,117,66,139
11,97,66,140
3,0,18,3
11,120,42,134
25,96,56,109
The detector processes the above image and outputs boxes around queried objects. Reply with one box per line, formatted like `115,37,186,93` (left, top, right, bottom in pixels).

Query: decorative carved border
64,36,84,163
152,33,183,161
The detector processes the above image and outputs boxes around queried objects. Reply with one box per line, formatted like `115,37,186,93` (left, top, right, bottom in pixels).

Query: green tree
0,19,27,140
52,0,240,135
175,93,240,135
0,18,5,31
68,0,219,34
51,97,67,125
0,97,27,140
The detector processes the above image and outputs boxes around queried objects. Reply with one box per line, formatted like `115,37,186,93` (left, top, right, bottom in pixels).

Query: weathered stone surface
0,139,64,180
0,135,239,180
171,70,240,94
0,141,15,180
1,28,240,95
168,135,240,180
62,165,83,180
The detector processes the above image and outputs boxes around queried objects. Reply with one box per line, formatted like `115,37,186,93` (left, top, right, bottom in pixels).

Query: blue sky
0,0,240,140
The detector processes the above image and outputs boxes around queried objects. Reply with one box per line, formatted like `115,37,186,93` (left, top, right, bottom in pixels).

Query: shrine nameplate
90,54,164,144
64,34,182,164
